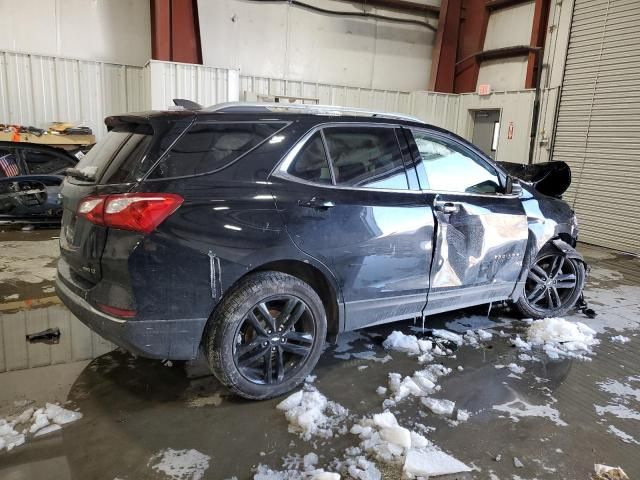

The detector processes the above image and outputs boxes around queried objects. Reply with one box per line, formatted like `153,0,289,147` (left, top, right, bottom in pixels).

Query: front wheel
515,245,586,319
204,271,327,400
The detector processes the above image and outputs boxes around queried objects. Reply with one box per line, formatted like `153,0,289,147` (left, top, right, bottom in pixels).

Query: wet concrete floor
0,233,639,479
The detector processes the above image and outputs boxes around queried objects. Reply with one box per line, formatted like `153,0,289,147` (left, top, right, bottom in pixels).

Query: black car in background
55,103,585,399
0,142,79,225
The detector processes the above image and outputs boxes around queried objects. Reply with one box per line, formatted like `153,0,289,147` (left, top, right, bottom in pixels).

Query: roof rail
201,101,424,124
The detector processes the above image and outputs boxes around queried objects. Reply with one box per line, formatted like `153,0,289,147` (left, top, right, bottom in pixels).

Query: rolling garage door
552,0,640,253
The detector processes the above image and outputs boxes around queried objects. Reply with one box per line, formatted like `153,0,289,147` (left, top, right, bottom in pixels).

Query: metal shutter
552,0,640,253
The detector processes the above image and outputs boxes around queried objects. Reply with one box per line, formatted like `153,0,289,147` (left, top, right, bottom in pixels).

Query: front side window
411,130,501,194
323,127,409,190
23,149,74,175
288,132,332,184
149,122,284,179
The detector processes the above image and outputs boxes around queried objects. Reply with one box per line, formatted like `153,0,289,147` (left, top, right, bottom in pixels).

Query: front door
406,128,528,315
271,124,434,330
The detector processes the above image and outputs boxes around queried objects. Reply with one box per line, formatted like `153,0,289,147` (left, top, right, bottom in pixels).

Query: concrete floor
0,230,638,479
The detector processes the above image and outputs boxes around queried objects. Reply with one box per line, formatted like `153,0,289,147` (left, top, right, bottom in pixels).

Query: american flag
0,154,19,177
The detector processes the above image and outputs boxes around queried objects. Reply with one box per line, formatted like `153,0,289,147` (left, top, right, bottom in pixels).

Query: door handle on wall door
298,197,335,210
434,201,459,214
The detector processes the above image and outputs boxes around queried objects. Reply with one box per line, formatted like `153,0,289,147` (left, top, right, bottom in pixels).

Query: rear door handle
434,201,460,214
298,197,335,210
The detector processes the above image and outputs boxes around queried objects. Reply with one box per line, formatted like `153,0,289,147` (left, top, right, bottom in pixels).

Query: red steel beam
150,0,202,64
525,0,551,88
485,0,536,11
151,0,171,61
343,0,440,17
428,0,462,92
453,0,490,93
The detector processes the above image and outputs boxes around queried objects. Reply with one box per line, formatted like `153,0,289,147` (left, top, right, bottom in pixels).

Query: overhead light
253,195,272,200
269,135,285,144
224,224,242,231
213,206,229,211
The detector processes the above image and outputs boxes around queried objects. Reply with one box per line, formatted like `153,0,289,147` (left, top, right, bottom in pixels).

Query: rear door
271,123,435,331
406,129,528,314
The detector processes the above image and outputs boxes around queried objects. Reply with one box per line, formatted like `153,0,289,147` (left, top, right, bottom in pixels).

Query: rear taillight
77,193,183,234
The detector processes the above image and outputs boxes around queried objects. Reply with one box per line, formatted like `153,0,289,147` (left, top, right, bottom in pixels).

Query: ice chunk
34,424,62,437
611,335,630,344
380,426,411,448
311,473,340,480
410,431,430,449
525,317,599,360
477,329,493,341
303,453,319,468
45,403,83,425
507,363,526,375
276,386,348,440
382,331,421,355
431,329,464,346
29,411,50,434
457,410,470,422
421,398,455,417
375,386,387,396
403,448,472,478
373,412,398,429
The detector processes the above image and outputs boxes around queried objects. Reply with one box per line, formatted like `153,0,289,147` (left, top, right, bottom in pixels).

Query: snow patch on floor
493,397,567,427
148,448,210,480
595,404,640,421
607,425,640,445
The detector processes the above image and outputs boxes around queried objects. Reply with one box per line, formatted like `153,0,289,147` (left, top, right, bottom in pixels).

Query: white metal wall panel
148,60,239,111
0,305,114,373
239,75,412,114
553,0,640,253
409,91,460,133
0,51,148,140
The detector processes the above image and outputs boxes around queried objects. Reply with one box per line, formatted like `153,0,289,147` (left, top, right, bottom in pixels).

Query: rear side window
288,132,332,184
323,127,409,190
73,123,155,183
148,122,284,179
23,149,74,174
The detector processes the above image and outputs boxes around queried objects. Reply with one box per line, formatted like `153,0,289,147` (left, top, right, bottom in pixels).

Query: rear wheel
515,245,585,319
204,271,326,400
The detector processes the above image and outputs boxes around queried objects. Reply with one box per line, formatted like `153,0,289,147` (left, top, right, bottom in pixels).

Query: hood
497,161,571,198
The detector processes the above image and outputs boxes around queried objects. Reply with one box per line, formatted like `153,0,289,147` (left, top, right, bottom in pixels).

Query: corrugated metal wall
148,60,239,110
552,0,640,253
0,304,114,373
239,74,413,114
0,50,148,140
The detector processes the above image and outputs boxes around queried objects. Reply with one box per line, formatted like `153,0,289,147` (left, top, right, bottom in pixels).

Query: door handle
298,197,335,210
434,201,459,214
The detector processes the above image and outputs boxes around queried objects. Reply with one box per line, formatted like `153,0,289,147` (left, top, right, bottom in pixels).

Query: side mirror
506,176,523,196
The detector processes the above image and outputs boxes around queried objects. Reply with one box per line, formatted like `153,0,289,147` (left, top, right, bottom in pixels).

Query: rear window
147,122,285,179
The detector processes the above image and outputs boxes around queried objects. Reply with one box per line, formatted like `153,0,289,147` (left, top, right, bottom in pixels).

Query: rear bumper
55,271,207,360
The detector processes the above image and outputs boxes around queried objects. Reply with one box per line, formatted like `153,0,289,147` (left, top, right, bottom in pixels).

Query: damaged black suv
56,102,585,399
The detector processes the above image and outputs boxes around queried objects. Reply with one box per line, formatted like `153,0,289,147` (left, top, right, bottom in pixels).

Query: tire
515,244,586,319
204,271,327,400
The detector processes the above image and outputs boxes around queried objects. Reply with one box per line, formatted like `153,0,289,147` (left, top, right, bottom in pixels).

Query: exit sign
478,84,492,96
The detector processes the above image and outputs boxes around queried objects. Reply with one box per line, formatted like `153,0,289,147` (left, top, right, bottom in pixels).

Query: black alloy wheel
205,271,326,399
516,245,585,319
233,295,315,385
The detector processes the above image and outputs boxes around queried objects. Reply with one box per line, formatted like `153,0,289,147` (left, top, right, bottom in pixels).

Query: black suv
56,102,585,399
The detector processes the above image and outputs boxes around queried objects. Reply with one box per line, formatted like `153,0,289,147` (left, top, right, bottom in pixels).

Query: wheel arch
252,259,342,342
